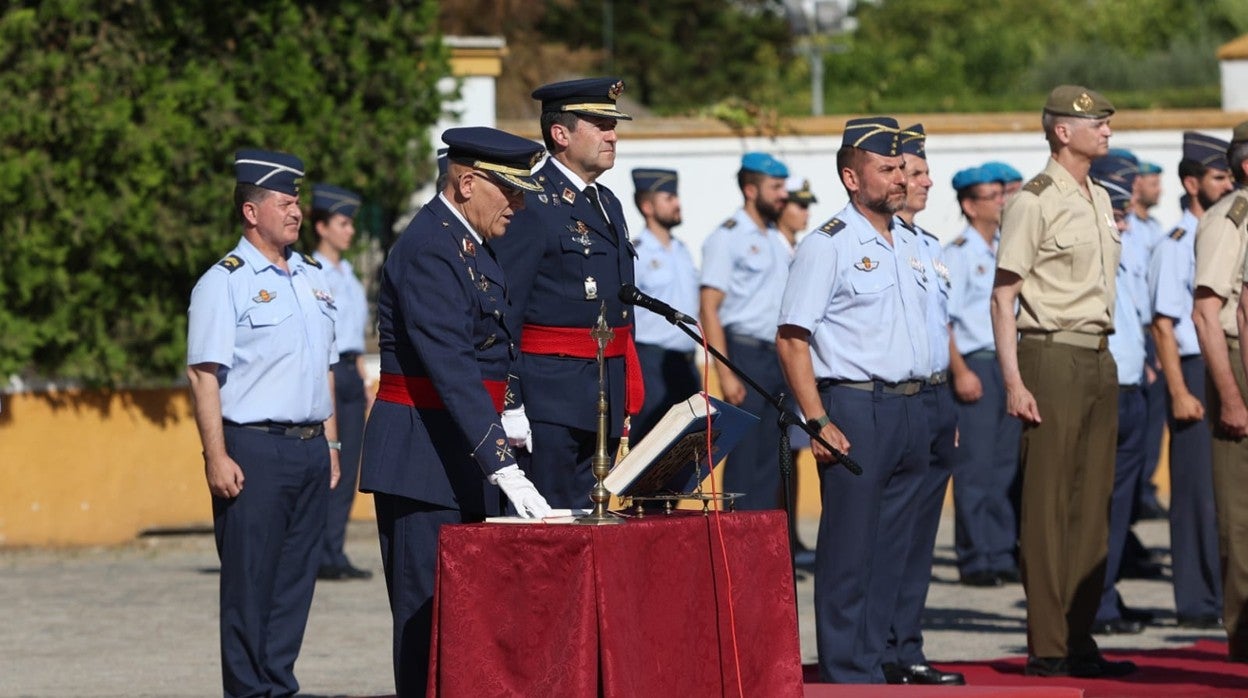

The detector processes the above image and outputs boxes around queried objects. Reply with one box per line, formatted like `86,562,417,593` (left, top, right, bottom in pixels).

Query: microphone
618,284,697,325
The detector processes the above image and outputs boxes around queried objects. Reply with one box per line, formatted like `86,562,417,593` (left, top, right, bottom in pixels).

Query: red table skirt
428,510,803,697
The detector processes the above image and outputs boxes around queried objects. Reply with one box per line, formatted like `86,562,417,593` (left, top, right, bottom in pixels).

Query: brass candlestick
575,302,624,525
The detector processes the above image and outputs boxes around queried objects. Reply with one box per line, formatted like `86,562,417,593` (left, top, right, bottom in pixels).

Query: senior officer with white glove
358,126,551,698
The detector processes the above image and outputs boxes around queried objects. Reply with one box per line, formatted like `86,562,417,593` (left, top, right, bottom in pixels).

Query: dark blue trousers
888,380,955,666
951,353,1021,575
632,343,702,444
322,357,366,569
521,422,619,509
215,426,329,698
1096,386,1147,623
816,384,927,683
722,334,787,511
1169,355,1223,618
374,494,480,698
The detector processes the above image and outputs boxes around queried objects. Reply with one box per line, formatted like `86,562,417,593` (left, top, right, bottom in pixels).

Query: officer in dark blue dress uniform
490,77,642,508
883,124,965,686
777,117,931,683
309,183,375,581
187,149,341,698
358,126,552,698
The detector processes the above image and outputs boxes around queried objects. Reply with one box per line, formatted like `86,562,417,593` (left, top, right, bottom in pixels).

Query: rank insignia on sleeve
218,254,245,272
300,252,322,268
721,218,737,230
818,218,846,235
854,257,878,272
495,438,510,463
953,236,968,247
1169,227,1185,241
461,236,476,257
562,187,577,205
253,289,276,303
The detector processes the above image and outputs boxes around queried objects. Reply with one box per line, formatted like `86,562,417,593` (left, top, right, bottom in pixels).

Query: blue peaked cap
1090,153,1138,213
1182,131,1230,171
311,184,361,218
842,116,901,156
899,123,926,158
632,168,678,195
441,126,545,192
235,148,304,196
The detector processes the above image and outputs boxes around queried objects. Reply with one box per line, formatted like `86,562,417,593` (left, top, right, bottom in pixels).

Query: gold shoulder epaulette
952,236,968,247
217,254,244,272
1228,194,1248,227
1022,174,1054,196
817,218,846,236
721,217,737,230
1168,227,1186,241
300,252,322,269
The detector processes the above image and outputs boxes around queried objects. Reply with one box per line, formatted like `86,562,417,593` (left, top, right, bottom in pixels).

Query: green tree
0,1,447,387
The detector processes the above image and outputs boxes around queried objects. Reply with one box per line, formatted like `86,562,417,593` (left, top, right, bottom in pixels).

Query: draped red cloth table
427,510,804,697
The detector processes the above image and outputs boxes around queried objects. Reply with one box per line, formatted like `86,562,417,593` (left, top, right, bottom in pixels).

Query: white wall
591,126,1210,265
1222,60,1248,111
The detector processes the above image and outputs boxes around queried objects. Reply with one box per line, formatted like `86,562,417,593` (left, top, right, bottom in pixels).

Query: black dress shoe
1092,617,1145,635
1025,656,1070,677
317,564,373,581
1118,602,1154,624
994,567,1021,584
960,570,1003,587
1176,614,1223,630
340,564,373,580
880,662,911,684
1069,654,1137,678
905,663,966,685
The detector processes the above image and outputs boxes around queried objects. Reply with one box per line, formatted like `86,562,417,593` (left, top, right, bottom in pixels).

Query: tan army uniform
997,157,1122,661
1195,188,1248,660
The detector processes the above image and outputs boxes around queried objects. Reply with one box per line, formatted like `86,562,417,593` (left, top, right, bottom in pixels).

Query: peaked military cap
952,166,992,192
982,161,1023,183
1043,85,1115,119
632,168,678,195
1182,131,1230,171
842,116,901,156
1107,147,1139,165
1090,153,1137,213
740,152,789,178
899,123,926,158
786,176,817,205
235,148,304,196
436,147,449,178
532,77,632,120
1232,120,1248,145
442,126,545,193
311,184,361,218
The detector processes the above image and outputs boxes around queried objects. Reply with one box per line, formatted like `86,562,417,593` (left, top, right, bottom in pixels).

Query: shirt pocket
850,270,896,295
245,304,293,328
559,235,610,300
1052,229,1094,280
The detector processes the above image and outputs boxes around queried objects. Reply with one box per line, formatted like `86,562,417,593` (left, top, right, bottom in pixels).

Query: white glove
501,406,533,452
490,465,553,519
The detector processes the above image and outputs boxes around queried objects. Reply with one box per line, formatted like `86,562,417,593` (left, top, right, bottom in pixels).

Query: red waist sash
377,373,507,413
519,323,644,415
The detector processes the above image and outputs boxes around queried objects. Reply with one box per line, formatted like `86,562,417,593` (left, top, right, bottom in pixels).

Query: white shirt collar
549,156,591,192
439,193,483,245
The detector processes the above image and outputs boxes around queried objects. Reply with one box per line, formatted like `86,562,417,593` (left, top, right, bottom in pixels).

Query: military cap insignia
461,236,477,257
529,150,545,169
1169,227,1186,241
952,236,968,247
300,252,321,268
854,257,878,272
253,289,276,303
608,80,625,100
217,254,245,272
1074,92,1094,113
1022,174,1054,196
562,187,577,205
1228,194,1248,227
721,218,737,230
818,218,846,236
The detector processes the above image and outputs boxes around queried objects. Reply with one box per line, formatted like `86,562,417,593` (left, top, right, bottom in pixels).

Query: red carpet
802,640,1248,698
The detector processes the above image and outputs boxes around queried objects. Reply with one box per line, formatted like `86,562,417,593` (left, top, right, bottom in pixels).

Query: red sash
519,323,644,415
377,373,507,413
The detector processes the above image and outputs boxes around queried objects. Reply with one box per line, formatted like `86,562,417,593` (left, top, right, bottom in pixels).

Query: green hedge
0,1,446,386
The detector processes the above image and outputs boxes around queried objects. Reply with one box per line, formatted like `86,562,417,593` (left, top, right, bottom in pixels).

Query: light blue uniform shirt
1109,260,1147,386
943,226,999,355
314,251,368,355
779,203,929,382
188,236,338,424
1121,216,1154,324
1128,211,1164,256
701,208,791,343
901,219,951,373
1148,209,1201,357
632,227,699,352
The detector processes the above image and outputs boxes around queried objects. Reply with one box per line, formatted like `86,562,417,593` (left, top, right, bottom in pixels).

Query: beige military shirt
1195,190,1248,337
997,158,1121,333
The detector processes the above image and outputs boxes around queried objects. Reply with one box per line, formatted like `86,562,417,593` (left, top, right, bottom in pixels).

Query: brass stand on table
575,303,624,525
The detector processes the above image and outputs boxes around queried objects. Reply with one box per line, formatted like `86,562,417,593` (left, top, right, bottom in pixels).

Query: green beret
1043,85,1114,119
1233,120,1248,145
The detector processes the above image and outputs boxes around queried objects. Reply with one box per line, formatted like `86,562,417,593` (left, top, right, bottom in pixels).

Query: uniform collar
960,224,998,254
845,202,896,245
733,207,773,237
438,192,484,245
312,250,352,273
548,156,591,193
1043,157,1087,198
234,235,301,274
639,226,681,249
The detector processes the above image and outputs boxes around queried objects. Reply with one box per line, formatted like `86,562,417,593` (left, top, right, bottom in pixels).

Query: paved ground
0,510,1225,697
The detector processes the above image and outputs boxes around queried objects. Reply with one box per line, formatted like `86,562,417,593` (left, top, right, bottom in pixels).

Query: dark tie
583,186,617,240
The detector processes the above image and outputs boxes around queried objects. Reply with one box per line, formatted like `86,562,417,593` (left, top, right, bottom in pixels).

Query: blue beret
1138,161,1162,175
1090,153,1137,212
952,166,992,192
632,168,678,195
1182,131,1229,171
436,147,449,178
1106,147,1140,165
899,123,926,158
531,77,632,120
842,116,901,156
981,161,1023,183
311,184,361,219
740,152,789,178
441,126,545,193
234,148,304,196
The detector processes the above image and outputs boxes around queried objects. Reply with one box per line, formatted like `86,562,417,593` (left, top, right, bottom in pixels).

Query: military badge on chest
934,260,952,290
584,276,598,300
313,289,336,308
562,187,577,205
909,256,927,283
854,257,879,272
568,220,594,252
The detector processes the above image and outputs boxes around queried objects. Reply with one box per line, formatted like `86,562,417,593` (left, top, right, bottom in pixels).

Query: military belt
817,378,924,397
1021,330,1109,351
928,370,949,386
224,420,324,440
